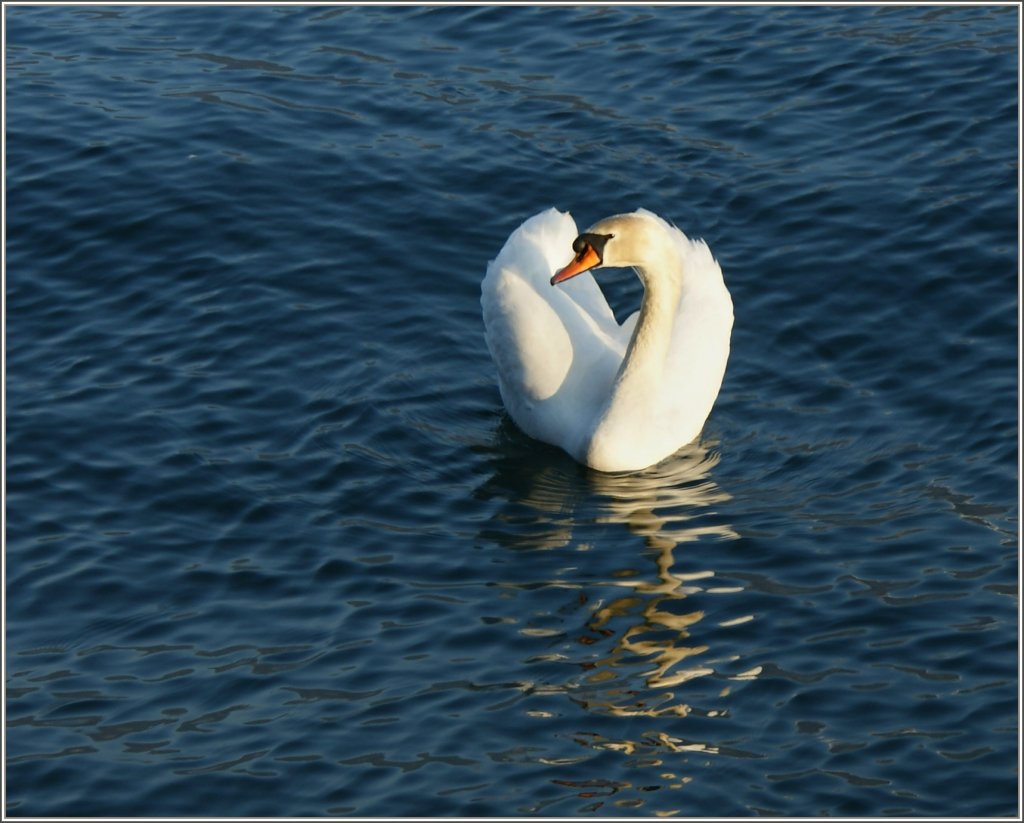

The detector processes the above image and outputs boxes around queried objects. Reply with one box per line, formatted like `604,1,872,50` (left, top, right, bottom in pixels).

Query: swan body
481,208,733,472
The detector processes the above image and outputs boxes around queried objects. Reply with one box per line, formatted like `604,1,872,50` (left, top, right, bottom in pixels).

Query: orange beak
551,243,601,286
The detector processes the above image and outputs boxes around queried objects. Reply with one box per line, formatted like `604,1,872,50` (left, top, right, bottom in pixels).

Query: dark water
5,5,1018,817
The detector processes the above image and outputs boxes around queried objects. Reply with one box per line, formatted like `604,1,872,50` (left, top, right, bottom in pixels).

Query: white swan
481,208,733,472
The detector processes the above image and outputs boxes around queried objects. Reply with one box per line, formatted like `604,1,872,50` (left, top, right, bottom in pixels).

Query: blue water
5,5,1018,817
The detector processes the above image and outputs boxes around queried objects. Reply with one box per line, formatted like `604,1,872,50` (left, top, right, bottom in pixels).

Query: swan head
550,211,672,286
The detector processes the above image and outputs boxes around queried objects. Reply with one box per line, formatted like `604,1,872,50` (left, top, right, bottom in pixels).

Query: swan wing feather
481,208,622,449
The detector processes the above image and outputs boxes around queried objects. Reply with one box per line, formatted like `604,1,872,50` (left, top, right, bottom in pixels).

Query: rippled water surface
5,5,1019,817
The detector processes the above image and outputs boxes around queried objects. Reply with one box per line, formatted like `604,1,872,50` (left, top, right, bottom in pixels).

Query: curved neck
581,212,686,434
616,260,682,388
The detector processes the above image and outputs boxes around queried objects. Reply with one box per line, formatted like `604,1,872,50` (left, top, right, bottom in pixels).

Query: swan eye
579,232,613,262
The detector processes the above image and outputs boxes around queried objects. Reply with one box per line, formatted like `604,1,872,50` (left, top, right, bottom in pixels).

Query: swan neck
621,262,681,380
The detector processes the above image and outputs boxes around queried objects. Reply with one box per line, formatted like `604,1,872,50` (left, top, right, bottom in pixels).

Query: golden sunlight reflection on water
578,443,755,716
481,438,761,775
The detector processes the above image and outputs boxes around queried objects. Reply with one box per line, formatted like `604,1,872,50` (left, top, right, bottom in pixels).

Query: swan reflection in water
478,431,760,766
